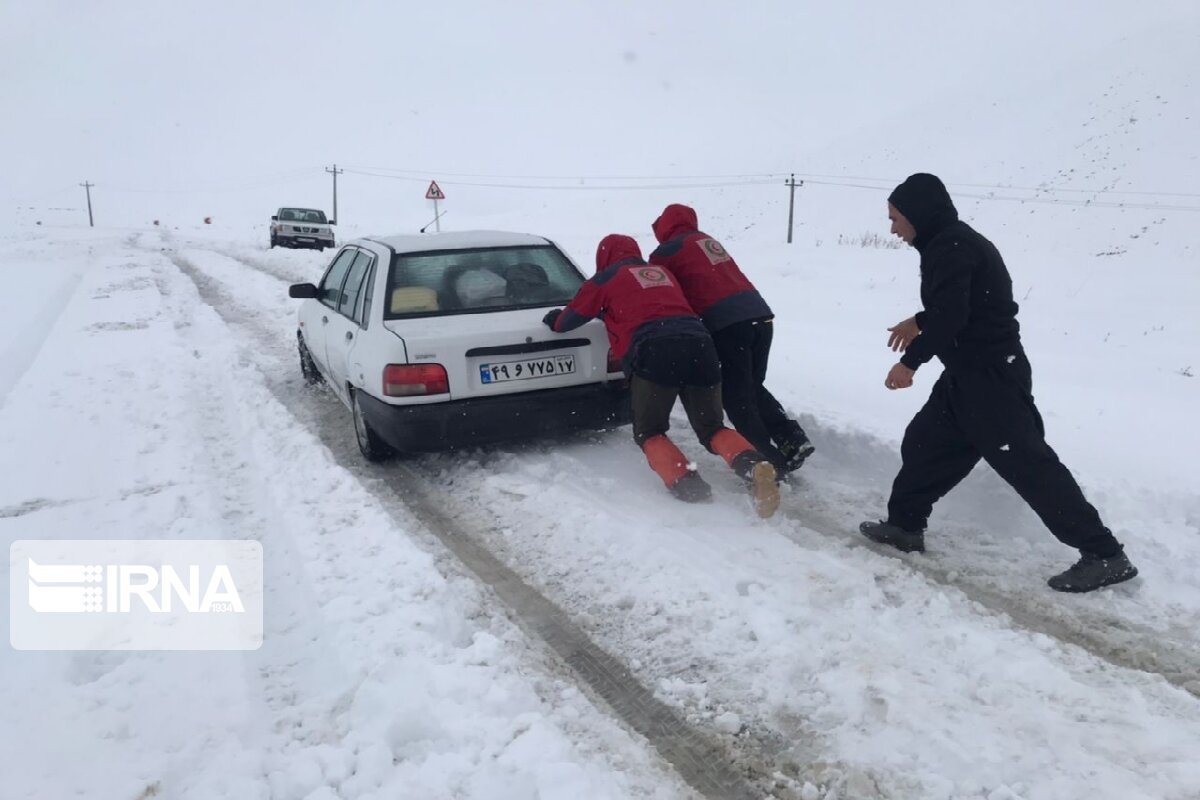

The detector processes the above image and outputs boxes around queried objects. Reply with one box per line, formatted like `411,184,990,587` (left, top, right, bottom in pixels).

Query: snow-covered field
3,1,1200,799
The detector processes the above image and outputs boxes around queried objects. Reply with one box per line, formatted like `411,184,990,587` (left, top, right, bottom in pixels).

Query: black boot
1047,551,1138,593
669,471,712,503
859,520,925,553
777,436,815,474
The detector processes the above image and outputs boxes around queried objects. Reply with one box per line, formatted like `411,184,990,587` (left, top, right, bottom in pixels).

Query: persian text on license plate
480,355,575,384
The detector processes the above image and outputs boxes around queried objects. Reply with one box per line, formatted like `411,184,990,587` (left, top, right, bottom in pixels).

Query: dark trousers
629,334,725,449
887,352,1121,556
712,319,804,469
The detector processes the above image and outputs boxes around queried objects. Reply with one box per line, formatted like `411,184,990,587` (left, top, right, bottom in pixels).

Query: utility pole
785,173,802,244
325,164,343,222
80,181,94,227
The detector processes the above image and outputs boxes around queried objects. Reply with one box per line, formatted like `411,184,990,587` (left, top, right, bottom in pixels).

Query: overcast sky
3,0,1195,229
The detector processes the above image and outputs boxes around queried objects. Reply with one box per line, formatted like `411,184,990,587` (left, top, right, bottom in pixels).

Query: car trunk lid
382,308,614,400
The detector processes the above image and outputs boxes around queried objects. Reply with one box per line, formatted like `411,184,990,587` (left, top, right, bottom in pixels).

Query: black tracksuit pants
711,319,804,470
887,352,1122,557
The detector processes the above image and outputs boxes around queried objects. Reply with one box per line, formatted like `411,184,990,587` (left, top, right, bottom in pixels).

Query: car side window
354,262,376,328
319,249,357,309
338,251,373,320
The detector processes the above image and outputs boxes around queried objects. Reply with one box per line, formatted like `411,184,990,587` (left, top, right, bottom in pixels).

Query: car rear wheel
352,389,393,461
298,335,323,385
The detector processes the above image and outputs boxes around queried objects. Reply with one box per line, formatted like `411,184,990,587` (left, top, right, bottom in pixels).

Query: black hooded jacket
889,174,1022,372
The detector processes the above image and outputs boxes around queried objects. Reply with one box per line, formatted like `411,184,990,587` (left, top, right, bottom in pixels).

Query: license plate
480,355,575,384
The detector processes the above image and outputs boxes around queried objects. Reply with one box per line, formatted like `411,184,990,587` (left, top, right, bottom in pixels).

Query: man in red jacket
544,233,779,518
649,204,812,476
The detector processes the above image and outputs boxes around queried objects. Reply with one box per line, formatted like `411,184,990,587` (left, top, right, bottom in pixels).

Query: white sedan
288,230,631,459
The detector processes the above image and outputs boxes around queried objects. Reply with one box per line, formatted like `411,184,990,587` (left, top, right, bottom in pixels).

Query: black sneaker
859,520,925,553
669,471,712,503
1047,551,1138,593
778,438,815,473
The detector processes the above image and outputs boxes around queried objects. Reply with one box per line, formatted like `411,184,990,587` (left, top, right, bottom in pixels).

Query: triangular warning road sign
425,180,446,200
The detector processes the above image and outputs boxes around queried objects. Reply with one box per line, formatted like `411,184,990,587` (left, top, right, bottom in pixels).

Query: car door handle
344,331,353,342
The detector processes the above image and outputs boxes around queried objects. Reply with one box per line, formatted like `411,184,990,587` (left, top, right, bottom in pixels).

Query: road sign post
425,181,446,232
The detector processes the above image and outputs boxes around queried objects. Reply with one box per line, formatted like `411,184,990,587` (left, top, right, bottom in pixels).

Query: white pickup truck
270,207,336,250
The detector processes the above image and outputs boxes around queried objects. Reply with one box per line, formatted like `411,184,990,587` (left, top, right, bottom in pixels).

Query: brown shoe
750,461,780,519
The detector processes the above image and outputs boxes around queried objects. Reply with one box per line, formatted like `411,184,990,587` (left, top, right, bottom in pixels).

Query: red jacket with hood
551,234,707,368
648,204,772,332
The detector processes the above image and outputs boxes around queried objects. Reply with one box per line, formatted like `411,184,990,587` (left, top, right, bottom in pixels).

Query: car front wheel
352,389,393,462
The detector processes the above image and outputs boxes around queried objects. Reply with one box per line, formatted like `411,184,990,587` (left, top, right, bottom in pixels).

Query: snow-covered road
5,228,1196,799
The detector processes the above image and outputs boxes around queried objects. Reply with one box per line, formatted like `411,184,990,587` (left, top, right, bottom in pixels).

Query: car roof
362,230,552,255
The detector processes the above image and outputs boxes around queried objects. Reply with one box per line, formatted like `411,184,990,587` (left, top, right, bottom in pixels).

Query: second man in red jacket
649,203,813,476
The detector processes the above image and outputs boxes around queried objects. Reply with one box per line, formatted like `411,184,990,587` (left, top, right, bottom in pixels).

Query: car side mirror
328,219,336,226
288,283,318,299
271,215,278,221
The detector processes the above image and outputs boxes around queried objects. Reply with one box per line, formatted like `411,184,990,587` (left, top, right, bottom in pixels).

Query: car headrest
454,268,507,306
389,287,439,314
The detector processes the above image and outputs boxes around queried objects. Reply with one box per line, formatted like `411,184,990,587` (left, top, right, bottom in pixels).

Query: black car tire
298,335,323,386
352,389,393,461
270,234,277,248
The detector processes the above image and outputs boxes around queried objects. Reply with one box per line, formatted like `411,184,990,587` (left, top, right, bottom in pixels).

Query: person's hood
652,203,698,244
595,234,644,272
888,173,959,248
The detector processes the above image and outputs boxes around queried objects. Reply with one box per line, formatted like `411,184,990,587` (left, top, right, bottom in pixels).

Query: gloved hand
542,308,562,330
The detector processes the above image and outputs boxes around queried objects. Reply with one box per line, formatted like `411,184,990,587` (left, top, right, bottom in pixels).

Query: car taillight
383,364,449,396
606,350,622,374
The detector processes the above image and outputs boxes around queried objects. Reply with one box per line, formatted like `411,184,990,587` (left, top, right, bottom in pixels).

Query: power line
340,163,1200,201
341,167,778,191
23,165,1199,213
341,164,786,182
338,167,1200,211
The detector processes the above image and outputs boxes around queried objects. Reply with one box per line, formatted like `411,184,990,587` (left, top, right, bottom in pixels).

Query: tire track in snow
775,503,1200,699
159,245,780,800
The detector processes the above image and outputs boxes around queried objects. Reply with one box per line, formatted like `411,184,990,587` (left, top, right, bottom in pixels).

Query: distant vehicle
271,207,335,250
287,230,630,460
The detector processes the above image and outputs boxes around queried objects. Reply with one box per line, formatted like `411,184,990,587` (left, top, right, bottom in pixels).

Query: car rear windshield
384,245,585,318
279,208,327,223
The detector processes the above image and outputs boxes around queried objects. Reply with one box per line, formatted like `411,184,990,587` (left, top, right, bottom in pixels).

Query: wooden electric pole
785,174,802,244
325,164,343,222
80,181,94,227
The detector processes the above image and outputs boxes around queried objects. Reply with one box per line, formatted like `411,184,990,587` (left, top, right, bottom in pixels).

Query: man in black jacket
860,173,1137,593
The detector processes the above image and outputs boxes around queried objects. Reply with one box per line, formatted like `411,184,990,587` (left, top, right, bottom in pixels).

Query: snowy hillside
3,2,1200,799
